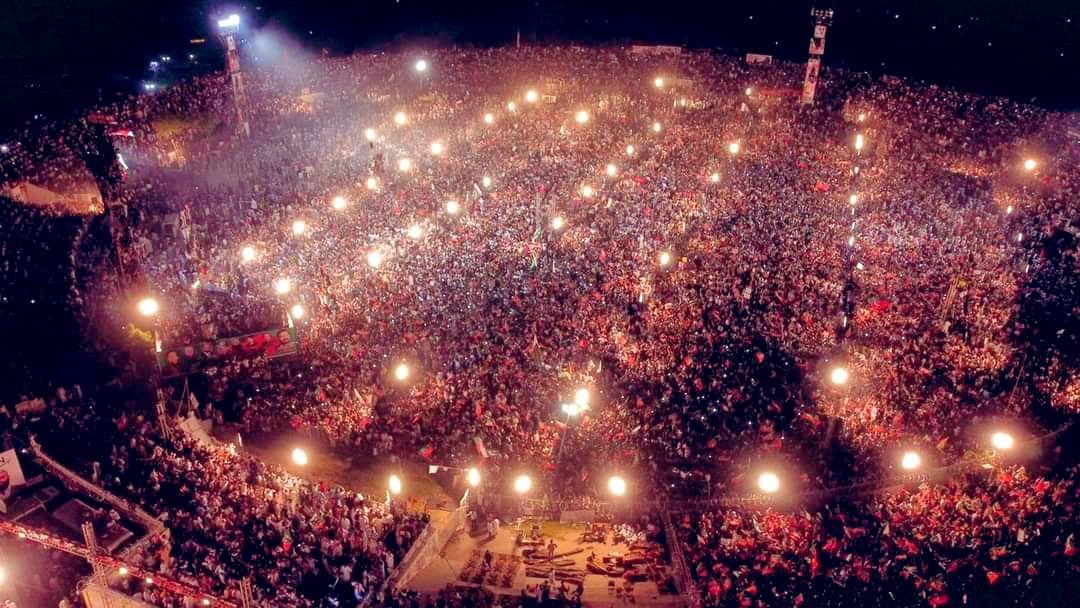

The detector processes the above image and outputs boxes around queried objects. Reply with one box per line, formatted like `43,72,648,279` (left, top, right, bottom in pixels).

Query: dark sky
1,0,1077,131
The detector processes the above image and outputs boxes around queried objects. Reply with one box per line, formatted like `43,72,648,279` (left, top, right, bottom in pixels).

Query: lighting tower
217,14,250,137
800,8,834,105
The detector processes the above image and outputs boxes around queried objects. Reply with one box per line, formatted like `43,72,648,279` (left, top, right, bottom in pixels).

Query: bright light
581,185,595,198
145,577,154,585
482,176,492,189
291,448,309,466
857,112,866,122
900,451,922,470
856,262,865,270
398,158,412,172
274,278,292,295
574,388,591,407
217,14,240,29
408,224,423,239
757,472,780,493
290,304,305,320
446,200,461,214
551,216,565,230
830,367,849,385
625,144,635,156
366,250,384,268
658,251,672,267
414,59,428,73
332,196,347,210
606,163,618,177
848,235,856,247
562,402,580,417
575,110,590,124
467,467,481,487
652,121,662,133
483,112,494,124
507,101,517,112
710,173,720,183
514,475,532,494
394,362,410,381
525,90,539,103
0,567,6,585
240,245,256,263
430,141,444,155
849,194,858,205
394,111,408,126
118,567,129,576
1006,205,1014,215
728,142,740,155
855,134,865,150
608,476,627,497
745,87,753,96
1023,158,1037,172
365,128,377,141
137,297,159,317
653,77,664,88
292,219,307,235
991,431,1015,450
366,177,378,190
389,474,403,495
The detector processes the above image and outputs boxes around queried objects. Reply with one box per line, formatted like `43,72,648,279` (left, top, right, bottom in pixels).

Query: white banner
0,449,27,499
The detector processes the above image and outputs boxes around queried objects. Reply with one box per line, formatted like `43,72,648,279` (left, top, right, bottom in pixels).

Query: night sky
1,0,1077,131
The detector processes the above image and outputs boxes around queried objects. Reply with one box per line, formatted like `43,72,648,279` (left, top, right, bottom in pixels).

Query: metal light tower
217,14,250,137
800,8,834,105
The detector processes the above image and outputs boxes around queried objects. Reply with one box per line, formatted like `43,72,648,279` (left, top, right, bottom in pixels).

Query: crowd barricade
661,507,700,608
388,496,469,597
28,436,168,554
79,580,158,608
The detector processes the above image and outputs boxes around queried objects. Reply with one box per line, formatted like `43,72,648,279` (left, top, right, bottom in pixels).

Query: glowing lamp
137,298,159,317
291,448,309,466
991,431,1015,450
240,245,256,262
757,472,780,493
394,362,410,381
366,250,384,268
394,111,408,126
525,90,539,103
389,474,403,495
514,475,532,494
408,224,423,239
274,278,292,295
830,367,849,385
446,200,461,214
900,451,921,470
292,219,307,235
467,467,481,488
332,196,347,210
575,110,590,124
608,476,627,497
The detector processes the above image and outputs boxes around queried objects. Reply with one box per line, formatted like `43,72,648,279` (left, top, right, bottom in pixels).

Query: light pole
217,14,249,137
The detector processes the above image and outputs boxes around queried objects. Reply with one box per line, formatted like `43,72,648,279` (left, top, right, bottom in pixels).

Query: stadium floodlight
366,177,378,190
991,431,1015,450
728,142,740,155
652,121,662,133
332,196,347,210
710,173,720,183
757,472,780,493
855,134,865,151
574,388,591,407
408,224,423,239
626,144,635,156
217,14,240,31
483,113,494,124
514,475,532,494
240,245,256,263
849,194,858,205
551,216,565,230
745,87,753,96
581,185,595,198
467,467,481,487
414,59,428,73
137,298,160,317
274,278,292,295
608,476,627,497
366,250,384,268
1023,159,1037,172
292,219,307,235
398,158,412,172
525,90,539,103
606,164,618,177
830,366,849,385
507,101,517,112
365,128,377,141
900,451,921,470
446,200,461,215
658,251,672,267
482,176,492,189
291,448,309,466
290,304,305,320
389,474,403,495
430,141,444,155
394,111,408,126
394,362,410,381
575,110,590,124
654,77,664,88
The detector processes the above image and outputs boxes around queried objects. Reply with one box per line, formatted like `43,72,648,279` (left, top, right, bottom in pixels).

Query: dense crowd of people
1,42,1078,607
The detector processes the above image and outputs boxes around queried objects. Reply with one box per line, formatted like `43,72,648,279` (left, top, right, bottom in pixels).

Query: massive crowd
1,43,1078,607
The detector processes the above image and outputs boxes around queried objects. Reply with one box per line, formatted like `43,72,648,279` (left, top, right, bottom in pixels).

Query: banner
745,53,773,65
157,327,299,378
0,449,27,502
